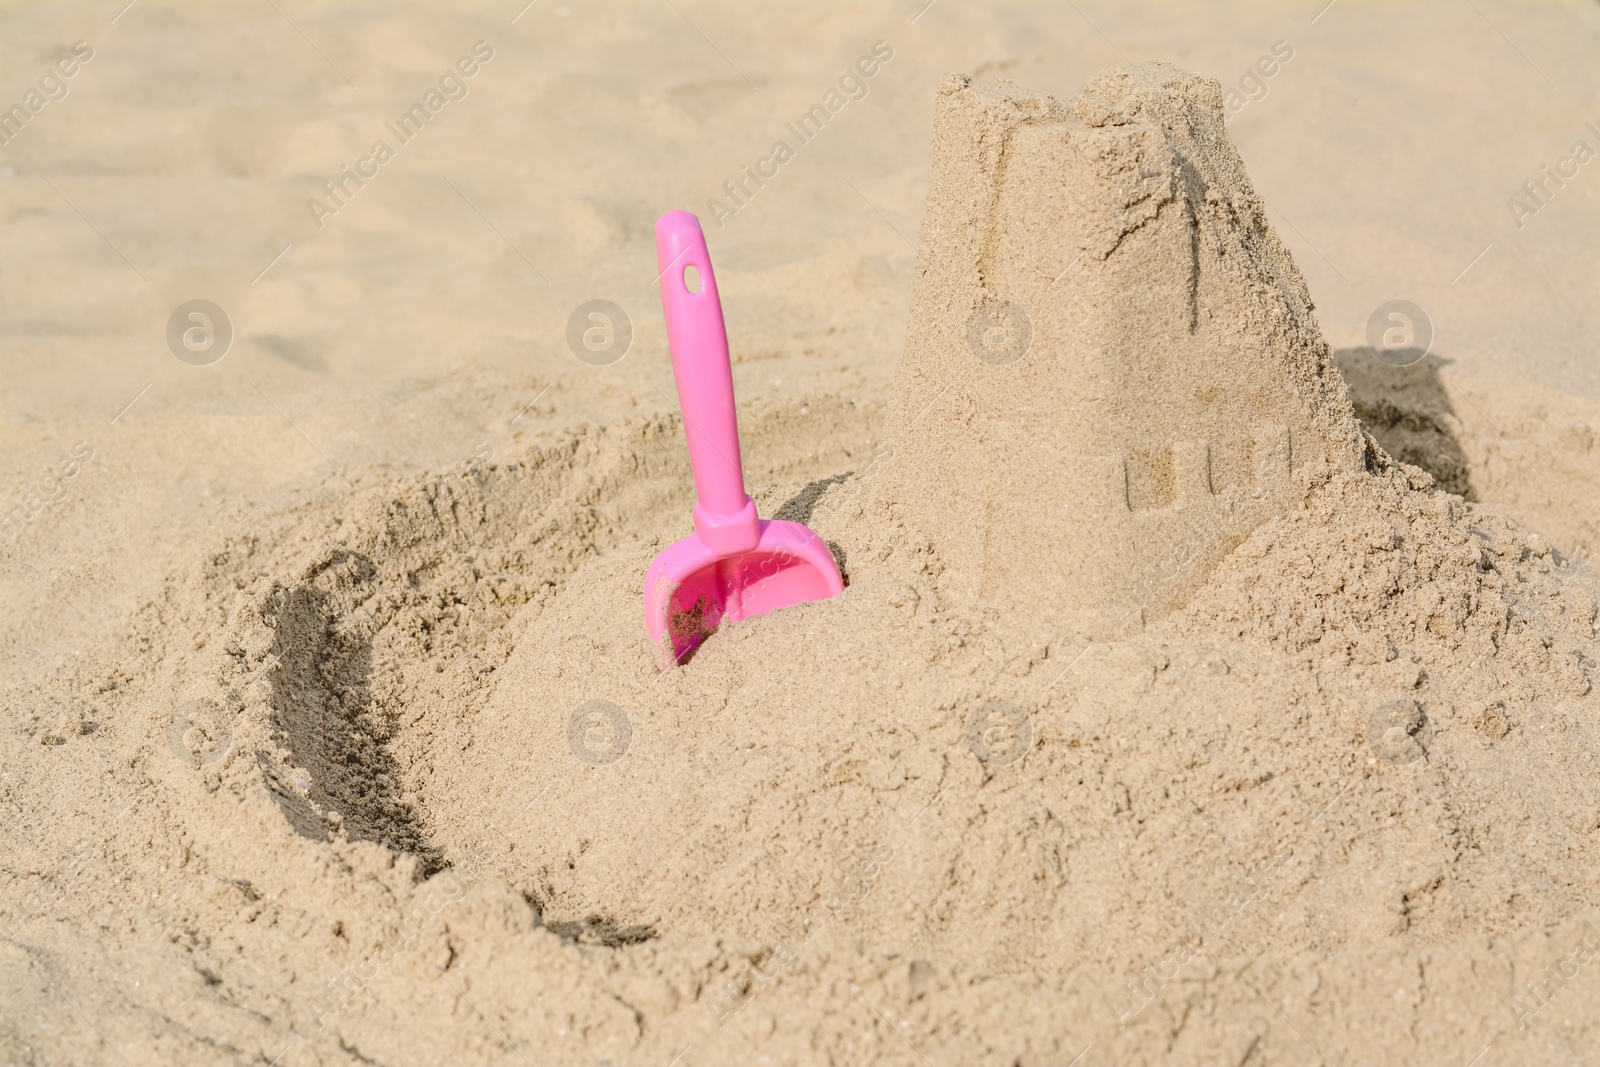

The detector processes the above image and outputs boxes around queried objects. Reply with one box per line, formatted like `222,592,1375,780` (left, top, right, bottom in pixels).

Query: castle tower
880,64,1365,640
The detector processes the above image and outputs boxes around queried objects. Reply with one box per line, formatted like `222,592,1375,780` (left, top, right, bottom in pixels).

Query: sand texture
5,3,1600,1066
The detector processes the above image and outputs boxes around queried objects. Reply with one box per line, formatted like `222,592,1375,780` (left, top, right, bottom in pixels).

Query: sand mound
6,65,1600,1067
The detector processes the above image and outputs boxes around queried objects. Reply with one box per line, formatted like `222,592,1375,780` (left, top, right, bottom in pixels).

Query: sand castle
882,64,1366,639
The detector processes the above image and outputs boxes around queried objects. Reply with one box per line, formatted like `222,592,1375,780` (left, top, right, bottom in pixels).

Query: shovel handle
655,211,759,553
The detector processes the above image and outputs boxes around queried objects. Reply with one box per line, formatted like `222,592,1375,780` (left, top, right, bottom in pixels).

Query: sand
5,3,1600,1066
882,66,1368,641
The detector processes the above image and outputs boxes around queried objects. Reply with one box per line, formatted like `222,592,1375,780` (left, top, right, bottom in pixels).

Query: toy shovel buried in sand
644,210,843,664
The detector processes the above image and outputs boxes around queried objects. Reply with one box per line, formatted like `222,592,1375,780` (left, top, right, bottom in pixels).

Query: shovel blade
644,519,842,664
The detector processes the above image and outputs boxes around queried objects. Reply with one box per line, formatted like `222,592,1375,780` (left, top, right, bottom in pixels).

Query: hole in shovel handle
683,264,702,294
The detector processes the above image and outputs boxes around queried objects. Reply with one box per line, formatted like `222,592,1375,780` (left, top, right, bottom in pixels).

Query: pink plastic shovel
644,210,843,664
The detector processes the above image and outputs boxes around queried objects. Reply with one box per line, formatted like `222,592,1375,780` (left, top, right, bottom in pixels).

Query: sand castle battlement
882,64,1366,639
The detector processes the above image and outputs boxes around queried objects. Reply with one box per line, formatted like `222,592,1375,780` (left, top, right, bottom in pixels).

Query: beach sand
3,3,1599,1065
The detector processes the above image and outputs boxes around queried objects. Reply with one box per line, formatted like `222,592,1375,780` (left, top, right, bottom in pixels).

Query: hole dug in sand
258,551,439,864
